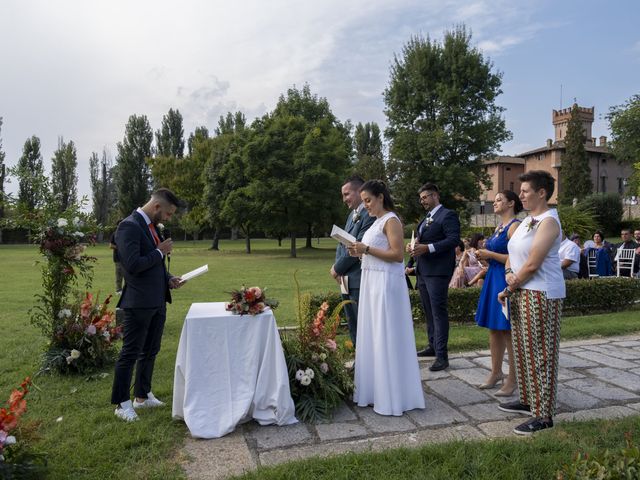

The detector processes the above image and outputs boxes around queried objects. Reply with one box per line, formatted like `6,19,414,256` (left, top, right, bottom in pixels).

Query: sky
1,0,639,202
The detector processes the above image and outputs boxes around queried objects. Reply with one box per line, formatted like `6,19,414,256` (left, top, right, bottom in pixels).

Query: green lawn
0,240,639,479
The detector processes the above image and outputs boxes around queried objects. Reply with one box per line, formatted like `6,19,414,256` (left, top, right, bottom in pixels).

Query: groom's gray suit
333,207,375,345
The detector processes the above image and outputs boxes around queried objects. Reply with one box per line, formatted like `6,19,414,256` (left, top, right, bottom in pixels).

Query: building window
618,178,624,194
506,167,511,171
601,176,607,193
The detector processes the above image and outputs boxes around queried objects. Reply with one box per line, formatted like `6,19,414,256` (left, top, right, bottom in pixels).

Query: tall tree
155,108,185,158
50,137,78,212
11,135,48,212
245,85,350,257
384,26,511,221
559,104,593,205
90,149,116,235
187,126,209,156
354,122,385,180
116,115,153,216
0,117,6,243
607,94,640,196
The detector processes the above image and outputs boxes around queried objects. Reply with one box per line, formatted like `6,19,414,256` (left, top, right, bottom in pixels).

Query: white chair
587,249,599,278
615,248,636,277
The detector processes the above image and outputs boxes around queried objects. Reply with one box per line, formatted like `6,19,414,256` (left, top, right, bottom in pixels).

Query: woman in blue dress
475,190,523,396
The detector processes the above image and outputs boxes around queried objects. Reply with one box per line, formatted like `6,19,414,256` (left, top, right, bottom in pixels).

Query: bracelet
505,268,513,274
365,245,370,254
503,287,513,298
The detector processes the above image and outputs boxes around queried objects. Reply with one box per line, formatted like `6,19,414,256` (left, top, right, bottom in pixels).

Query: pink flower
325,339,337,351
86,325,96,336
320,362,329,373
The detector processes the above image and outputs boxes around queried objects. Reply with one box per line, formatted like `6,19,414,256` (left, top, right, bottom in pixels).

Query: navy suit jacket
415,206,460,277
334,208,375,289
115,210,172,308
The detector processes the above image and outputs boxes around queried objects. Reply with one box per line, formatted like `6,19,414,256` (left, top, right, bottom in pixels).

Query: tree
245,85,350,257
384,26,511,221
116,115,153,217
50,137,78,212
155,108,185,158
11,135,48,212
187,126,209,156
607,94,640,196
559,104,593,205
0,118,5,243
353,122,385,180
90,149,117,237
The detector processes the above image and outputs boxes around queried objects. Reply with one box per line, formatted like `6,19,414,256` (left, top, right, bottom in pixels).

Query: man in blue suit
331,175,375,346
111,188,184,422
408,183,460,371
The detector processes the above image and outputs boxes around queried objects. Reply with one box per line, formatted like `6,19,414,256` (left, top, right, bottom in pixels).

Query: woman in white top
348,180,425,416
497,170,565,436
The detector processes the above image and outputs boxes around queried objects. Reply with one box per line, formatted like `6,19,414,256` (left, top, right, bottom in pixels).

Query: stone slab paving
181,334,640,479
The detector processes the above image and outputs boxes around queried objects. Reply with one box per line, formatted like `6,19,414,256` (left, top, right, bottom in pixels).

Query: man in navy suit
111,188,184,422
408,183,460,371
331,175,375,346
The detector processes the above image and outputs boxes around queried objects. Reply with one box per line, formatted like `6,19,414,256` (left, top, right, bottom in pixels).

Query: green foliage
116,114,153,217
50,138,79,213
558,432,639,479
155,108,185,158
89,149,117,229
384,25,511,222
560,104,593,205
10,136,48,212
353,122,386,181
577,193,624,235
557,205,599,240
607,94,640,197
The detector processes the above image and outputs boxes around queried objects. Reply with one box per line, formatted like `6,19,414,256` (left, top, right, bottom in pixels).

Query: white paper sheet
330,224,356,246
340,276,349,295
501,298,510,321
180,264,208,282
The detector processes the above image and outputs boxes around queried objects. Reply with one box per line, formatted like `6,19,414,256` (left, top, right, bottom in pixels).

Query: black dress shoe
417,347,436,357
429,358,449,371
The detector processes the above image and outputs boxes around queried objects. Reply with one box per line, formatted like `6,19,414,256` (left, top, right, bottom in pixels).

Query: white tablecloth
172,302,297,438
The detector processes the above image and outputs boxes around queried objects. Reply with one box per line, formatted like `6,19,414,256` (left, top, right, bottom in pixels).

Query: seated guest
614,228,639,277
448,240,466,288
462,233,487,287
559,234,581,280
570,234,589,279
585,230,614,276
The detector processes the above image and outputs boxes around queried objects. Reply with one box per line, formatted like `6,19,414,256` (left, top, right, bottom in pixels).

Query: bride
348,180,425,416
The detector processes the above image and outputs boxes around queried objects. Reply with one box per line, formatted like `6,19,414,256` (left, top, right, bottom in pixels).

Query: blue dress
475,219,520,330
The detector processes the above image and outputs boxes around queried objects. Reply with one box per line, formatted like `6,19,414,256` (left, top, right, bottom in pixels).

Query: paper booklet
331,224,356,246
340,276,349,295
501,298,510,321
179,264,208,283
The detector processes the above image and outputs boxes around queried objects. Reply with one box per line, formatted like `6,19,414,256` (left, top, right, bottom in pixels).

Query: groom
331,175,375,346
409,183,460,371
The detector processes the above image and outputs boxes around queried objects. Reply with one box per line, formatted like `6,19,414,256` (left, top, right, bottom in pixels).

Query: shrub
558,432,639,479
557,205,599,241
577,193,624,236
303,278,640,325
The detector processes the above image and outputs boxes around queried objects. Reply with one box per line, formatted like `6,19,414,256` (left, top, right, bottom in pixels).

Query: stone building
481,104,633,205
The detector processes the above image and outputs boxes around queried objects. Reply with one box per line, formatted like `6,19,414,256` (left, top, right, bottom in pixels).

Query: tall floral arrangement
282,272,354,423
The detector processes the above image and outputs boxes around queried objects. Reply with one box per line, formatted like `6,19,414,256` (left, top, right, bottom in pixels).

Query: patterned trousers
510,289,563,418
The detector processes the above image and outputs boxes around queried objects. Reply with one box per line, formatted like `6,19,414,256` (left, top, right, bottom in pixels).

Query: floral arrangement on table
281,273,354,423
0,377,46,478
42,292,123,374
225,286,279,315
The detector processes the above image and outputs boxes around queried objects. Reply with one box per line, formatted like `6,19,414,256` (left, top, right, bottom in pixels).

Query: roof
518,141,611,157
482,156,526,166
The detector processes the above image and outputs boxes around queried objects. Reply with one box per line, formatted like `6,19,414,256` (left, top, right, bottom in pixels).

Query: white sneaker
133,392,165,409
114,401,138,422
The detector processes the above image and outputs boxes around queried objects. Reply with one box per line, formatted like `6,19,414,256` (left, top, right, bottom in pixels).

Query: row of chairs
587,248,637,278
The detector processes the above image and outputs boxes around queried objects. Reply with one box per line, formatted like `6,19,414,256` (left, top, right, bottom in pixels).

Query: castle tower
552,104,594,142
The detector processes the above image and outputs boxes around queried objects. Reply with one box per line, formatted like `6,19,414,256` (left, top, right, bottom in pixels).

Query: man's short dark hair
621,228,632,234
518,170,555,200
344,174,365,190
152,188,184,208
418,183,439,194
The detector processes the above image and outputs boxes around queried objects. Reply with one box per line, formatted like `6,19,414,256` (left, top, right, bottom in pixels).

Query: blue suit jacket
415,206,460,277
115,210,172,308
334,208,375,289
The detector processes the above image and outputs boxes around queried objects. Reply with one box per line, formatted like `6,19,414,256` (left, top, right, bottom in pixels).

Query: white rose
319,353,327,361
58,309,72,319
157,223,165,230
70,349,81,359
300,375,311,386
4,435,16,446
295,369,304,381
57,218,68,227
66,356,73,364
73,216,81,226
73,231,84,237
305,368,315,379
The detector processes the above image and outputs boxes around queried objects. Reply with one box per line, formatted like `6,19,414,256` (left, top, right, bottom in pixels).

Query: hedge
301,277,640,325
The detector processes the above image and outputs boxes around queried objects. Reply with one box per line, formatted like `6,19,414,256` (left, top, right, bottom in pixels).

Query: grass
234,416,640,480
0,239,639,479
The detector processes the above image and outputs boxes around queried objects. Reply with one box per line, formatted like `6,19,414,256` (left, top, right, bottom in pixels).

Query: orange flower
80,292,94,318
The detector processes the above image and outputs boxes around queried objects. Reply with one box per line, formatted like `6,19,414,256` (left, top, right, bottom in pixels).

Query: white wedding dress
354,212,425,415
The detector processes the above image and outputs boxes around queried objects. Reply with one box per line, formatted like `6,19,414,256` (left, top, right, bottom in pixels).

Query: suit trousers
342,288,360,346
417,276,450,359
111,306,166,404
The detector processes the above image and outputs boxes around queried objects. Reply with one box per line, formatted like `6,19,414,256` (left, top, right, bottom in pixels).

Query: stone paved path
180,334,640,479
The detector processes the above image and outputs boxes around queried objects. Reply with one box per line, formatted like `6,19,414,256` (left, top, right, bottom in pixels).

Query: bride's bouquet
225,286,279,315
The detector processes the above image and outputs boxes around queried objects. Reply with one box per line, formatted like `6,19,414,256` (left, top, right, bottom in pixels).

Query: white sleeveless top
508,208,566,299
361,212,405,277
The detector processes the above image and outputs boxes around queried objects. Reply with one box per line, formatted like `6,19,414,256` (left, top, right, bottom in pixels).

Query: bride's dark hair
361,180,395,212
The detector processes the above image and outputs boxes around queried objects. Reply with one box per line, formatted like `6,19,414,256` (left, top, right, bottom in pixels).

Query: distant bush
577,193,624,236
302,277,640,325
